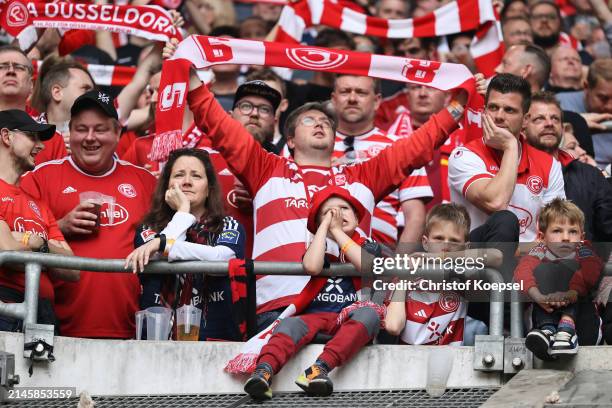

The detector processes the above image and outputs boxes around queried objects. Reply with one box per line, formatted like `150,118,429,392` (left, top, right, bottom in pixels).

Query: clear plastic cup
176,305,202,341
135,310,146,340
79,192,116,227
426,347,453,397
145,307,172,340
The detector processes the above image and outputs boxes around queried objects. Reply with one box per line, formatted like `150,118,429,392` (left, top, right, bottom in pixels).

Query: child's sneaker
525,328,556,361
295,363,333,397
244,363,273,400
550,330,578,356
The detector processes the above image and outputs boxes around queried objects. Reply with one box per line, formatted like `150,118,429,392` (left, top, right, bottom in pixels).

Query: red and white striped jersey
448,137,566,242
333,127,433,246
189,84,458,314
400,289,466,346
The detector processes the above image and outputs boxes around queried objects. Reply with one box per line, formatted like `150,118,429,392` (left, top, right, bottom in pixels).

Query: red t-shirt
35,132,68,166
20,157,157,338
0,179,65,301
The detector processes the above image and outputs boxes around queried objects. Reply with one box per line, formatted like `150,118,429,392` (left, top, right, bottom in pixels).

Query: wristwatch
37,239,49,254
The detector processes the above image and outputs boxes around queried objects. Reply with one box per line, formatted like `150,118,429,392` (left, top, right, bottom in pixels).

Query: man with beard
449,74,566,244
524,91,612,243
331,75,433,250
0,110,78,332
529,0,583,56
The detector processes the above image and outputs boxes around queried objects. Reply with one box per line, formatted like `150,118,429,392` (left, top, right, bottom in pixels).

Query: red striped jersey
448,137,566,242
333,127,433,246
401,289,466,346
188,84,458,314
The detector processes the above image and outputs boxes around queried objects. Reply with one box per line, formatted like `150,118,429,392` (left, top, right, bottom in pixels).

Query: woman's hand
125,238,161,273
165,183,190,213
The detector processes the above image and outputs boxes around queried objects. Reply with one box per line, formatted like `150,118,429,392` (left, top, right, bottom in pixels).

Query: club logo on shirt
334,174,347,186
526,175,544,195
286,47,349,70
367,145,385,157
28,201,42,219
140,228,156,243
118,183,137,198
438,292,460,313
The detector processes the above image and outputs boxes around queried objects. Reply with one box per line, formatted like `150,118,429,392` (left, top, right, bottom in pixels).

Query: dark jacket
559,151,612,243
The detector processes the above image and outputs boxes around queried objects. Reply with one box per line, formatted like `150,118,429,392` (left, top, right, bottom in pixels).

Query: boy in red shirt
244,186,382,399
515,199,603,359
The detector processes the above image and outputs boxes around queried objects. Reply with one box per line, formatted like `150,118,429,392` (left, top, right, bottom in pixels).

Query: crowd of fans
0,0,611,399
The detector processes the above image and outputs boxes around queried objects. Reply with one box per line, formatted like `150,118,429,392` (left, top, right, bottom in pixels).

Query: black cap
0,110,55,141
71,90,118,120
233,80,281,112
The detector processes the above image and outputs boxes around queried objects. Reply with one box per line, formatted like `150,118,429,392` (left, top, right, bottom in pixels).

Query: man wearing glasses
529,0,581,56
0,46,67,165
0,109,78,332
331,75,433,251
168,42,468,331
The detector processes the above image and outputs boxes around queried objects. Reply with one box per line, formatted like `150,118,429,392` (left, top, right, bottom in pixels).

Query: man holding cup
21,90,157,339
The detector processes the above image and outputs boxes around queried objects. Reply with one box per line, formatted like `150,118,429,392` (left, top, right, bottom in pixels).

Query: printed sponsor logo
509,204,533,235
284,198,308,209
1,196,14,203
438,292,460,313
218,229,239,245
118,183,137,198
526,175,543,195
13,217,47,239
7,1,29,27
100,203,129,226
285,47,349,70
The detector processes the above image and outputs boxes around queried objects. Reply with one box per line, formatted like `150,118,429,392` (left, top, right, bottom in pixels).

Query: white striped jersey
333,127,433,246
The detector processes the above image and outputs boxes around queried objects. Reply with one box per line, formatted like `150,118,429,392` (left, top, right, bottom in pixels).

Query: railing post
23,262,41,325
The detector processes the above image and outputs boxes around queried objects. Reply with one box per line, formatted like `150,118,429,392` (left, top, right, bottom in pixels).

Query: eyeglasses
299,115,333,129
530,13,558,22
236,101,274,118
0,62,32,74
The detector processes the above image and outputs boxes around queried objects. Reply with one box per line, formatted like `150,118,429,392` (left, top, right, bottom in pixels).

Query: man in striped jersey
331,74,433,251
171,44,469,329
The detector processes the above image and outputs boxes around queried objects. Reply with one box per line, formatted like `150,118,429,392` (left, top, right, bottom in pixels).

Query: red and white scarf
32,60,136,87
154,35,482,162
0,0,182,51
274,0,503,77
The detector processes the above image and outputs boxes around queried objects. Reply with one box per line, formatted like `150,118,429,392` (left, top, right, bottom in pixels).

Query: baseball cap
307,186,366,235
0,109,55,141
71,90,118,120
233,80,281,112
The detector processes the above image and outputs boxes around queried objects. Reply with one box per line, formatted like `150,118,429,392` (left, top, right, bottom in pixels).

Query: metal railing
509,262,612,339
0,251,507,337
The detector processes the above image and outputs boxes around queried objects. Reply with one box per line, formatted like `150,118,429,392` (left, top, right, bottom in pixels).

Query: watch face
39,241,50,253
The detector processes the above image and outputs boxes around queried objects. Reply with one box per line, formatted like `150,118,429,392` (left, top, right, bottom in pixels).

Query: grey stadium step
0,388,499,408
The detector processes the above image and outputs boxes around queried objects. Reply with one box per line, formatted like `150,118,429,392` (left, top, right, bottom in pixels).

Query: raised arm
349,95,465,201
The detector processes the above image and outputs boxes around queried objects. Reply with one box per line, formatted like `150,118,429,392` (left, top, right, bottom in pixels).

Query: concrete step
543,370,612,408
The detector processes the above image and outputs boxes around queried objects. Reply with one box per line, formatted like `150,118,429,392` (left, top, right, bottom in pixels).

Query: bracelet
21,231,32,247
447,100,464,121
341,240,356,254
157,234,167,254
163,239,175,257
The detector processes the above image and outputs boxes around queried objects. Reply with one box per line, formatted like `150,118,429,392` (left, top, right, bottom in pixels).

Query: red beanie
307,186,366,234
